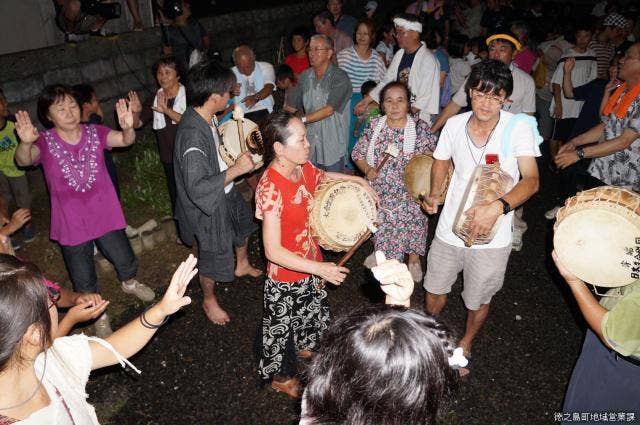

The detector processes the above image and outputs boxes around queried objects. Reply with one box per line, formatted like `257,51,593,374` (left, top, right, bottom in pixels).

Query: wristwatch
497,198,511,215
576,147,585,159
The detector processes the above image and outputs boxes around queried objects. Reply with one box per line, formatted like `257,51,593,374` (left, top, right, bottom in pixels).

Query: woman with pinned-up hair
255,111,376,398
301,251,462,425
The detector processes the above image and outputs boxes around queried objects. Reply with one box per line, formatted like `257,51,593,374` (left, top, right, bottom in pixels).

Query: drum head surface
554,209,640,287
404,155,433,200
310,181,377,252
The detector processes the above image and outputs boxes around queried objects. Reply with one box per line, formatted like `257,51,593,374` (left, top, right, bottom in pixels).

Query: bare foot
235,262,263,278
457,341,472,378
203,296,230,325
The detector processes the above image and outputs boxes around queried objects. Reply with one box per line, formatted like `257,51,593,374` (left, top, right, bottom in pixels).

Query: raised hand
152,90,168,114
158,254,198,316
128,91,142,114
14,111,39,144
563,57,576,73
115,98,134,130
372,251,414,307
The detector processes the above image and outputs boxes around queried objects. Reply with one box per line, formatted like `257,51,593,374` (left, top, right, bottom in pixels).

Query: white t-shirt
232,61,276,114
433,111,541,249
549,48,598,119
16,335,99,424
452,64,536,114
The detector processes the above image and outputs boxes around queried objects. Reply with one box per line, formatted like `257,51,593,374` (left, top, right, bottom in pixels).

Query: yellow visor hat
485,34,522,51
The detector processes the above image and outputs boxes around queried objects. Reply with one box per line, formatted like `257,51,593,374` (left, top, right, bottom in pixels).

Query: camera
160,0,184,20
81,0,122,20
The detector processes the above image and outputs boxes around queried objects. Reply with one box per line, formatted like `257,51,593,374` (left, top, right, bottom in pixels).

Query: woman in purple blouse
14,84,155,335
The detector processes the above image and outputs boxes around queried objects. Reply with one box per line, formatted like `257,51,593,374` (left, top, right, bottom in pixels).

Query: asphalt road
89,161,587,425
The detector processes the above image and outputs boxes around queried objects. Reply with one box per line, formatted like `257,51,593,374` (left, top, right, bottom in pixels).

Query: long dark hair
303,305,459,425
0,255,52,372
261,111,296,164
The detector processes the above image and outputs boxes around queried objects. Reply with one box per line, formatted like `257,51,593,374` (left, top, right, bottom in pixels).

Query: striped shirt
588,40,615,79
337,47,387,93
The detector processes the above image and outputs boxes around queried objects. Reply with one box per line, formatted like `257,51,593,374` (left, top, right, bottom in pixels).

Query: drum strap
366,115,416,165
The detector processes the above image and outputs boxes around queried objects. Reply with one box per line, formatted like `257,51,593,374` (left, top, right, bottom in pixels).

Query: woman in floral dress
352,81,437,282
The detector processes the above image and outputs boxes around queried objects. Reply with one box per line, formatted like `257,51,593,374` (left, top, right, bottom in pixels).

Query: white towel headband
393,17,423,33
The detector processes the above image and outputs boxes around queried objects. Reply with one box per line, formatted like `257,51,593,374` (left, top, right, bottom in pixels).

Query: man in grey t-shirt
286,34,352,171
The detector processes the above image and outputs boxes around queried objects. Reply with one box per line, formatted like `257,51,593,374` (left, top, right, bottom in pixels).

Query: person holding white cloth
354,14,440,125
133,55,187,214
231,45,276,125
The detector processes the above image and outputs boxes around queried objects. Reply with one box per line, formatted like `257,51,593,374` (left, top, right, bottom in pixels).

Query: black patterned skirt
257,275,330,381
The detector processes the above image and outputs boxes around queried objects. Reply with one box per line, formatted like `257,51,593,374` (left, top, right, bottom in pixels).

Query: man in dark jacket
174,60,262,325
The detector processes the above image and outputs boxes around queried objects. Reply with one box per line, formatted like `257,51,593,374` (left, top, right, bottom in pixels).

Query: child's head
290,26,311,54
0,88,8,119
71,84,99,116
360,80,377,97
469,36,488,59
276,64,295,90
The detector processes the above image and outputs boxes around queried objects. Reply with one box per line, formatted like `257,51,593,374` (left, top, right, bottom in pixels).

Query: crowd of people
0,0,639,423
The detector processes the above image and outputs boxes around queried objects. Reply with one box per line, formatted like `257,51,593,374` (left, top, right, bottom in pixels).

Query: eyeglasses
48,288,61,310
306,47,332,54
469,89,507,106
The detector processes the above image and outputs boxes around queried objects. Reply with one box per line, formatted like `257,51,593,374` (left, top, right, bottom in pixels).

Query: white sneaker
94,313,113,338
408,262,423,282
545,206,561,220
125,225,138,238
122,279,155,302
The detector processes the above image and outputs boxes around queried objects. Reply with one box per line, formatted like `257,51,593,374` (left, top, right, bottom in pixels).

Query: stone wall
0,1,328,127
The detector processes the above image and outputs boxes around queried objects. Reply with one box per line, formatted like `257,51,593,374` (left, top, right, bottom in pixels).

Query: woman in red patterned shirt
255,111,376,398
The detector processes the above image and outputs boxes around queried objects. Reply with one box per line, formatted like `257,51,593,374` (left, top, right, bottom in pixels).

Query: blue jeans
60,229,137,293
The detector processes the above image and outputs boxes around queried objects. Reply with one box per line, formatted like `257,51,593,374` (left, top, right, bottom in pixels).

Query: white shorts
423,237,511,310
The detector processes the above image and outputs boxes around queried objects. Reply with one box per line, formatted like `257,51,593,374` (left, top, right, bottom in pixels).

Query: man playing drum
174,60,263,326
431,33,536,252
421,59,540,375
